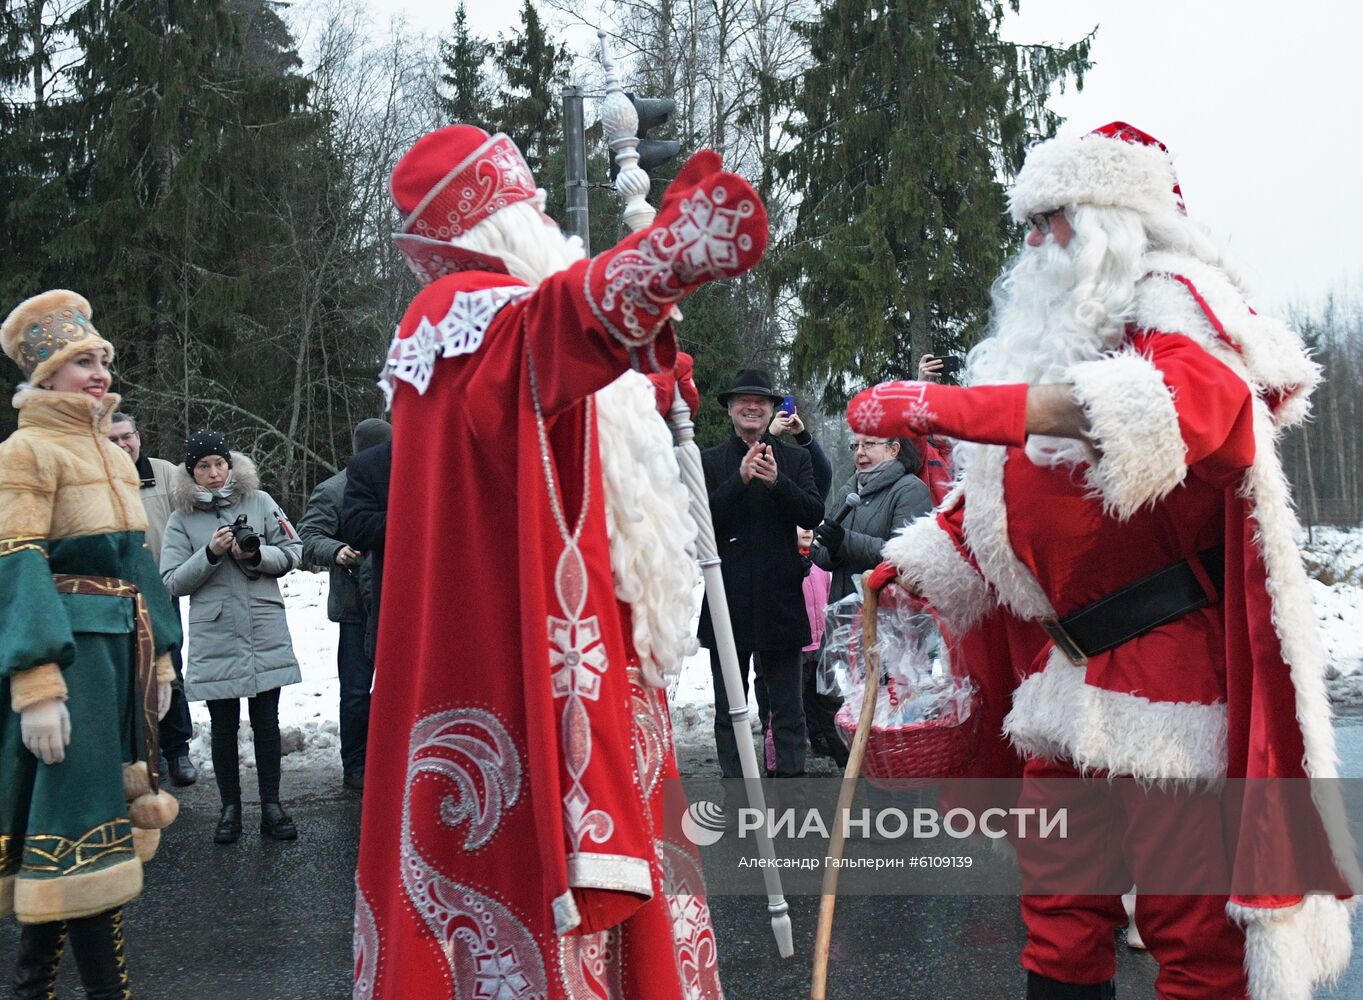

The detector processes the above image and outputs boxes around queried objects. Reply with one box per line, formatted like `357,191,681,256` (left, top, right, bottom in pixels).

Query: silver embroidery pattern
353,882,379,1000
657,842,723,1000
378,286,532,406
399,708,546,999
550,544,615,854
558,928,623,1000
584,186,756,347
629,671,667,801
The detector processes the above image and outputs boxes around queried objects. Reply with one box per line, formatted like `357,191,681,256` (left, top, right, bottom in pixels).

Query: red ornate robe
354,154,769,996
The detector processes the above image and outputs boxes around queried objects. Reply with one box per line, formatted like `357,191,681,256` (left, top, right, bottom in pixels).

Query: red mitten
675,351,700,415
584,153,769,350
866,561,901,594
847,381,1029,448
646,368,677,417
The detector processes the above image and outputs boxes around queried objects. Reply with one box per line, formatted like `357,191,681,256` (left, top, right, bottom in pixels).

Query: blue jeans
158,599,193,758
338,621,374,774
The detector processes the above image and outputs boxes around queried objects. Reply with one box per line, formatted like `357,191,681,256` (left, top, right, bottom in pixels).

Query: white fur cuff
1004,648,1228,785
1068,351,1186,520
881,515,993,635
1229,895,1355,1000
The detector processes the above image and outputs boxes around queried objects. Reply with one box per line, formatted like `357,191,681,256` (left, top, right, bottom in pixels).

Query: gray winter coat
814,461,932,601
298,469,364,624
159,453,303,701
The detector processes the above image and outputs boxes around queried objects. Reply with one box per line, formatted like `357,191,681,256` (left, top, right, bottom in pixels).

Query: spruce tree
436,1,491,125
777,0,1092,406
491,0,570,212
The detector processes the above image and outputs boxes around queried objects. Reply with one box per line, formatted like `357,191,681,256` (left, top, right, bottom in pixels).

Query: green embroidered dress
0,389,181,923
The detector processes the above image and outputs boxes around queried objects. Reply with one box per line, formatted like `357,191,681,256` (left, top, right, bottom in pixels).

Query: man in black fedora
700,369,824,801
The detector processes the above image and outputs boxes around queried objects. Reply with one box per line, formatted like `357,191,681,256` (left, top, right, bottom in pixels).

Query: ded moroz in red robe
354,154,767,999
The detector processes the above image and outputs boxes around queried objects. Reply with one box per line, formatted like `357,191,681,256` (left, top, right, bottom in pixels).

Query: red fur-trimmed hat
390,126,540,283
1009,121,1186,223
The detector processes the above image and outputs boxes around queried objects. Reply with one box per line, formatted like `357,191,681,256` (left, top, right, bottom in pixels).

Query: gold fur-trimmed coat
0,387,181,924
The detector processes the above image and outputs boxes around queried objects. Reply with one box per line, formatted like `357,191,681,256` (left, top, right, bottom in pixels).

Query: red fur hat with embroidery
390,125,541,284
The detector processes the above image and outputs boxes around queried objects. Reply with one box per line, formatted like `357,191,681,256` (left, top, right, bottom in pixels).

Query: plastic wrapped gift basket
819,585,979,784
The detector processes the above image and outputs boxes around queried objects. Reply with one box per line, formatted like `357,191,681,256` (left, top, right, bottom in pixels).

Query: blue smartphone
779,395,796,416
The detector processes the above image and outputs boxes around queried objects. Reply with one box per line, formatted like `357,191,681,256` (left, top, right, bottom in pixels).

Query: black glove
813,520,845,556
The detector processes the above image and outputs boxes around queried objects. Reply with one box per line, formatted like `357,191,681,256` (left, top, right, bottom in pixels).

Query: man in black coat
699,369,824,786
339,439,391,667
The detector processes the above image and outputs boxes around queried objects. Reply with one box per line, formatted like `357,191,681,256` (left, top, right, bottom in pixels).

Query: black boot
167,750,198,787
214,802,243,844
67,908,131,1000
260,802,298,841
1026,971,1115,999
13,919,66,999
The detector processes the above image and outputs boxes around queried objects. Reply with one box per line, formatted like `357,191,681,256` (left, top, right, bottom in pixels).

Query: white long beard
594,371,700,689
967,209,1142,468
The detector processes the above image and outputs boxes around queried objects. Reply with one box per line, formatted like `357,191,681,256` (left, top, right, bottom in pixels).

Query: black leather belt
1039,546,1225,666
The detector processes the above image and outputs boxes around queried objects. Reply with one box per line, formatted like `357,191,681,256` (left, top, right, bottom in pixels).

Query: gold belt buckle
1039,616,1088,666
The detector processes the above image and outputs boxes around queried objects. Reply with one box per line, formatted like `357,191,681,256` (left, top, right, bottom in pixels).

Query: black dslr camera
227,514,261,556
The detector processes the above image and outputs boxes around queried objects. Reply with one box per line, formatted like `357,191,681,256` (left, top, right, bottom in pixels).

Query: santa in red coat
353,125,766,999
852,123,1357,999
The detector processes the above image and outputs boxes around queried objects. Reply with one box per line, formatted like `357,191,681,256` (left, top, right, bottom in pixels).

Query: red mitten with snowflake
584,152,768,351
847,381,1029,448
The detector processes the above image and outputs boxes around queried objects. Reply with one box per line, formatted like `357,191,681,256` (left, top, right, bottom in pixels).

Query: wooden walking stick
596,30,794,959
810,571,890,1000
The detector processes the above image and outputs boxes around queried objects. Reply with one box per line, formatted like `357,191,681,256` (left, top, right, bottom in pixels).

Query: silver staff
597,28,795,961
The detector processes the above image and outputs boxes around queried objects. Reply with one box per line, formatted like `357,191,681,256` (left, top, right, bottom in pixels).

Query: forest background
1,0,1357,526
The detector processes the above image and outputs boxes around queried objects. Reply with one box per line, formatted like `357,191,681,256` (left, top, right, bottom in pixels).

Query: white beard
593,371,701,689
966,211,1141,468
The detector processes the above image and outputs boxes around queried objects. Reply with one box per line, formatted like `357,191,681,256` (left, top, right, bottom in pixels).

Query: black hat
716,368,783,405
185,429,231,473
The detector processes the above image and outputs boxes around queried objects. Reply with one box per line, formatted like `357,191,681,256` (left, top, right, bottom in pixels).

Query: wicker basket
834,589,979,787
835,704,979,786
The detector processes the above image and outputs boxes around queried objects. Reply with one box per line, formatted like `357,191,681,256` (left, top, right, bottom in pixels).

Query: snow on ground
181,527,1363,768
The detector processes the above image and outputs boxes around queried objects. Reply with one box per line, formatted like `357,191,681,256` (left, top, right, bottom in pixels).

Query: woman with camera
160,431,303,844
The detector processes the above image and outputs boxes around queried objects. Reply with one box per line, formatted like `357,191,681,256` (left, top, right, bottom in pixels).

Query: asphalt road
3,711,1362,999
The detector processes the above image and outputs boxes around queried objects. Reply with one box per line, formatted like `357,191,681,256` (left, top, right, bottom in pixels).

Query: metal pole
562,85,590,253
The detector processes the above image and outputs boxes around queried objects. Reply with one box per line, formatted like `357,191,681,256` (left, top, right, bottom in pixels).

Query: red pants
1016,756,1249,999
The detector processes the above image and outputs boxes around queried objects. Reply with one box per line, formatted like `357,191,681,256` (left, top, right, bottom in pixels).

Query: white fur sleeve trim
1003,647,1227,785
1228,896,1356,1000
377,285,532,408
1067,350,1187,520
880,514,993,635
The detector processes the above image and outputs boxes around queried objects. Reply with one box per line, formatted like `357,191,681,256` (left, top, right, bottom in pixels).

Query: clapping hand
740,442,778,486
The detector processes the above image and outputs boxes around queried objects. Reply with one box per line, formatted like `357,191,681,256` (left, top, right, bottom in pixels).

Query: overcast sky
366,0,1361,311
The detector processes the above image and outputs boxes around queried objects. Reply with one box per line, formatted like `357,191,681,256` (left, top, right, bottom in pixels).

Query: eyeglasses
1027,209,1064,235
848,440,891,453
109,431,139,445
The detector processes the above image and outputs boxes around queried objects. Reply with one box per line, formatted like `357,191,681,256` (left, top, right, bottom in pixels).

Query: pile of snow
1302,527,1363,700
181,528,1363,769
183,570,343,776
